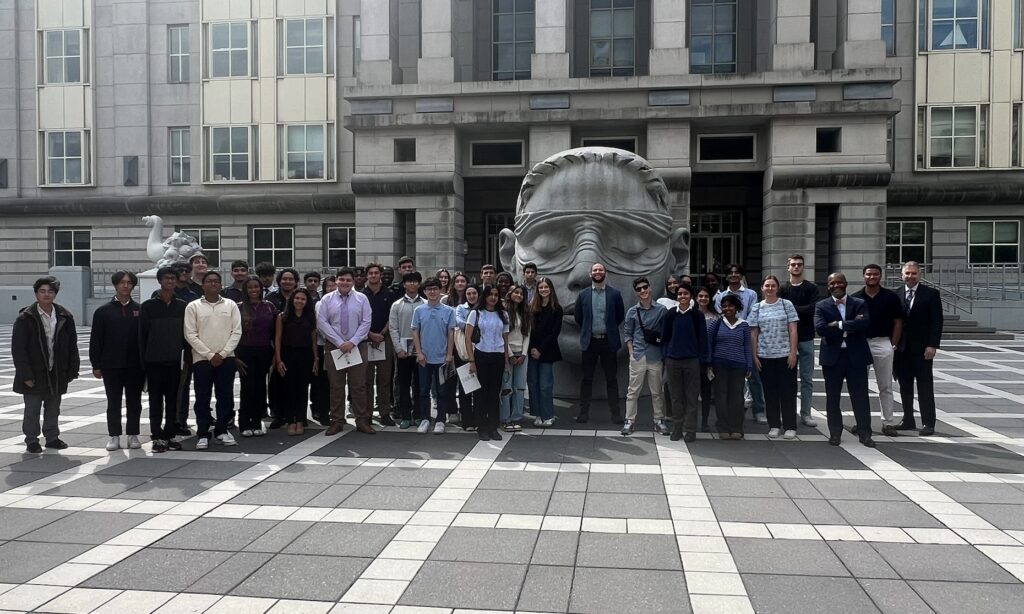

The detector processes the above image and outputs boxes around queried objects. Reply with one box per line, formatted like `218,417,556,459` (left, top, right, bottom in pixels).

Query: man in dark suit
574,263,626,424
894,261,943,436
814,272,876,448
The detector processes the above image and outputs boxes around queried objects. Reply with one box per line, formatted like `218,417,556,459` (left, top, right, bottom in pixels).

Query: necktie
905,287,914,312
835,298,845,306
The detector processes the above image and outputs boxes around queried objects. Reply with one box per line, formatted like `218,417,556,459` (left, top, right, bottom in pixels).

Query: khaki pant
867,337,896,426
326,341,370,425
625,354,665,422
366,335,394,417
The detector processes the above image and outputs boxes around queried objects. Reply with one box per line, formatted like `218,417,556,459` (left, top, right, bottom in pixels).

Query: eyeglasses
788,263,804,267
634,285,649,292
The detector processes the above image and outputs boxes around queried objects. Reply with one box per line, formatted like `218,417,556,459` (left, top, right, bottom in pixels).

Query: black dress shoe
26,442,43,454
828,436,842,446
379,414,396,427
919,426,935,436
44,439,69,450
269,418,286,429
478,430,491,441
859,435,877,448
176,425,192,436
670,429,683,442
895,421,917,431
575,414,589,424
166,439,183,451
490,430,503,441
682,432,697,443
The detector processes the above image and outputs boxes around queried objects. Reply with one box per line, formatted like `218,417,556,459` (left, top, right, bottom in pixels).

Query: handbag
470,310,482,344
637,310,661,345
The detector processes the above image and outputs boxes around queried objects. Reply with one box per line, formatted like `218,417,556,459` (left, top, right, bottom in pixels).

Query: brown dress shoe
295,422,305,435
325,422,345,436
356,422,377,435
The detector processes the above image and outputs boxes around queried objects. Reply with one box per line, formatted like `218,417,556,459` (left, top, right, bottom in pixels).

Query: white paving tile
720,522,771,539
581,517,627,533
685,572,748,596
689,594,755,614
36,588,121,613
29,563,107,586
340,579,408,605
205,595,277,614
0,584,69,611
681,552,739,573
91,590,175,614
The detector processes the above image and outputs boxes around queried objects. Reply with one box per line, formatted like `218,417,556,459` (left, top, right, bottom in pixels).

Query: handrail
884,262,1024,314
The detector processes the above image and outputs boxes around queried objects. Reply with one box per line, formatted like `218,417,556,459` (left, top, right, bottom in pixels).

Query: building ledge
0,194,354,217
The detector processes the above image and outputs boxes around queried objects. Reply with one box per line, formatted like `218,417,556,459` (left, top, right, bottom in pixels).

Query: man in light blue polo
411,277,458,434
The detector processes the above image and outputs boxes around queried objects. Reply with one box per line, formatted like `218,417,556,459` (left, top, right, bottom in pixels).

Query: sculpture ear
498,228,518,274
670,227,691,276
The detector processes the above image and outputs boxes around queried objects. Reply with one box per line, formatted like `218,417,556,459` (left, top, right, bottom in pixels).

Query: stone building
0,0,1020,292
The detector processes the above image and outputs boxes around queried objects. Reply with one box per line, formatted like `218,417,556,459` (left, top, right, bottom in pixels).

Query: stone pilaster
531,0,569,79
831,199,887,274
359,0,398,85
834,0,886,69
418,0,455,83
528,125,571,166
762,189,816,281
649,0,689,75
769,0,815,70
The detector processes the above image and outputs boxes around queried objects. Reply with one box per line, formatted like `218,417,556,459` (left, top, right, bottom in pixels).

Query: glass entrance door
689,211,741,274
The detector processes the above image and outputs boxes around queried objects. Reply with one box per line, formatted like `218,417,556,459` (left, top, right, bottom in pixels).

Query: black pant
103,368,145,436
146,363,180,440
666,357,701,433
281,346,314,424
193,358,236,437
823,350,872,438
175,358,193,427
579,337,620,417
447,354,474,425
713,365,747,434
237,345,273,431
700,367,714,427
310,345,330,421
394,356,419,420
474,350,504,432
760,357,797,431
895,350,936,428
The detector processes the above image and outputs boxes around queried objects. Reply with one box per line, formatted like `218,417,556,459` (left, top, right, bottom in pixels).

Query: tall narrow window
326,226,357,267
52,229,91,267
210,126,250,181
43,29,83,84
168,25,190,82
283,125,326,180
690,0,737,73
284,18,325,75
353,17,362,76
209,22,250,77
928,106,982,168
492,0,534,80
1013,104,1021,167
252,227,294,267
169,127,190,184
590,0,634,77
45,131,84,184
882,0,896,56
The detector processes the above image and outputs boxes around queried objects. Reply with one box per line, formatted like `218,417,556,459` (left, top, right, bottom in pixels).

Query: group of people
12,251,942,454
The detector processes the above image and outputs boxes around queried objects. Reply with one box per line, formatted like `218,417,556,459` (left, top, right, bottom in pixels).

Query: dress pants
474,350,505,433
760,357,797,431
310,345,330,421
394,355,420,421
326,342,370,426
625,355,665,422
281,346,314,424
712,365,747,434
579,337,621,418
665,357,701,433
192,358,236,438
146,364,180,440
236,346,273,431
894,349,936,428
103,368,145,436
699,367,714,427
823,350,872,438
867,338,896,425
23,390,61,445
366,336,395,419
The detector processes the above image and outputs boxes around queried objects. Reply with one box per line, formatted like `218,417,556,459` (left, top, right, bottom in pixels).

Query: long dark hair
505,284,530,336
238,276,264,333
529,276,561,314
283,288,315,325
475,284,508,324
446,271,468,306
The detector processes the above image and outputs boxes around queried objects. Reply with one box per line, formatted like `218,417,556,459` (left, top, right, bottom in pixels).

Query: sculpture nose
566,259,595,293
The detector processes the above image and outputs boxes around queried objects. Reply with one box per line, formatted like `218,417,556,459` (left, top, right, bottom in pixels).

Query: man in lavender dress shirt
317,267,375,435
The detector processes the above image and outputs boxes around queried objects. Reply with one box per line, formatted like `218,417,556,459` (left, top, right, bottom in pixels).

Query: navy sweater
90,298,142,371
661,307,710,363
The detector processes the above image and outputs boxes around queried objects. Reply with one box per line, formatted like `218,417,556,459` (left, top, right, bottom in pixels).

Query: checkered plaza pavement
2,326,1024,613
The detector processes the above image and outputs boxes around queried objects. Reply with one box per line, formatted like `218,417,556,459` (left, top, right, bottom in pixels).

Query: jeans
23,391,61,445
146,364,180,440
797,340,815,418
192,358,237,438
103,368,144,436
760,357,797,431
417,362,448,423
747,367,766,416
527,360,555,420
500,355,528,423
625,354,665,422
236,346,273,431
580,337,621,417
394,355,420,420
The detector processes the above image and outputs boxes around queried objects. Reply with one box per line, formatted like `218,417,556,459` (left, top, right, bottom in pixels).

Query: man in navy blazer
815,272,876,448
574,263,626,423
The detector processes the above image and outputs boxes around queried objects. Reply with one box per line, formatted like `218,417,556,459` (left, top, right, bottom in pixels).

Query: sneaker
105,436,120,451
448,414,462,426
215,432,237,446
767,428,781,438
152,439,168,453
542,418,556,427
783,429,797,440
399,419,412,430
755,414,768,425
45,439,69,450
417,420,431,434
620,420,634,436
379,414,396,427
196,437,209,450
433,421,445,435
655,420,670,435
253,428,266,437
127,435,141,450
241,429,254,437
176,425,192,436
801,415,818,427
534,417,544,428
509,423,522,431
166,439,182,451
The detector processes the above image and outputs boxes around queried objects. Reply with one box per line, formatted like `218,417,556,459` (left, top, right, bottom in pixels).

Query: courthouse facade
0,0,1021,287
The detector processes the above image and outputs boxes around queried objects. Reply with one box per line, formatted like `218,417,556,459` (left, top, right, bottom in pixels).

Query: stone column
415,191,465,271
528,125,571,166
532,0,570,79
831,197,887,273
649,0,688,75
762,189,816,281
359,0,398,85
834,0,885,68
418,0,455,83
769,0,815,70
647,121,691,231
355,199,405,265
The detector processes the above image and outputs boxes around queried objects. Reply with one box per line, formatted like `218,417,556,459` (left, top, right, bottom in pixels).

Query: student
276,288,319,435
90,270,144,451
255,262,277,298
527,277,562,427
780,254,821,428
715,264,765,424
353,266,367,293
436,268,451,295
363,263,397,427
13,277,79,453
500,284,531,431
623,277,668,436
266,268,299,428
140,267,187,453
187,253,209,296
236,277,277,437
662,284,709,442
749,275,800,439
709,295,753,439
304,271,323,299
465,285,510,441
496,271,514,302
317,267,374,435
479,263,497,286
442,272,468,307
696,287,721,432
521,262,538,304
411,277,457,434
453,284,479,429
222,260,251,302
389,272,424,429
657,275,681,309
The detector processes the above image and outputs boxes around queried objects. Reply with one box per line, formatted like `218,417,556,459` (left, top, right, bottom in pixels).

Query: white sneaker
534,417,544,427
756,414,769,425
801,415,818,427
253,428,266,437
241,429,254,437
783,429,797,440
767,428,780,438
543,418,556,427
620,420,634,436
216,432,237,446
196,437,209,450
433,421,445,435
127,435,141,449
417,419,431,434
105,436,120,451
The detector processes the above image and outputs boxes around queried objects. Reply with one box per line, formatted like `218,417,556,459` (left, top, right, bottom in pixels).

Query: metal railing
883,262,1024,315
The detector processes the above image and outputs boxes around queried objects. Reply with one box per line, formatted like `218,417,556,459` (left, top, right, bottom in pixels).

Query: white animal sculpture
142,215,203,268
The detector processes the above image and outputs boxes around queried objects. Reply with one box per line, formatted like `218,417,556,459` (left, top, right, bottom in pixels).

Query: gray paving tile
553,472,589,492
495,434,661,465
872,543,1018,583
795,499,847,525
94,458,190,477
311,430,479,460
583,492,670,519
305,483,361,507
0,508,71,540
743,574,880,614
115,477,223,501
161,460,256,480
232,553,369,601
243,521,314,553
368,467,451,487
18,511,152,545
585,473,665,494
546,491,586,516
264,464,357,484
283,523,399,558
338,485,435,510
809,479,908,502
964,503,1024,530
728,538,849,577
430,527,538,564
531,531,579,567
910,580,1024,614
0,540,91,582
569,567,689,614
333,466,384,485
832,500,942,528
878,442,1024,474
187,552,272,594
400,561,526,611
932,482,1024,504
689,440,865,469
153,518,278,551
518,565,572,613
228,481,329,506
462,489,551,515
40,474,151,498
477,470,558,491
577,533,681,571
4,455,92,473
858,579,934,614
84,549,234,591
701,476,788,498
777,477,825,499
711,496,809,524
828,542,900,579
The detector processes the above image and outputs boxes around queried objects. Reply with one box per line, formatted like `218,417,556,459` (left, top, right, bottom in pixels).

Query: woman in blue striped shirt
710,294,753,439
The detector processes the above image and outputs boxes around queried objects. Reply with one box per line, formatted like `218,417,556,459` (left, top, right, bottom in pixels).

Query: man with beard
574,263,625,424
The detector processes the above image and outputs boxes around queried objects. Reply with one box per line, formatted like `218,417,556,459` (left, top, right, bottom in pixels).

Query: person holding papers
317,267,374,435
411,277,458,434
389,272,425,429
465,285,510,442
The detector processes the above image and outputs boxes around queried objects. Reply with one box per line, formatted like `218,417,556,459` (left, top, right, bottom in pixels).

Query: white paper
367,343,386,362
330,347,363,370
456,362,482,394
400,337,414,354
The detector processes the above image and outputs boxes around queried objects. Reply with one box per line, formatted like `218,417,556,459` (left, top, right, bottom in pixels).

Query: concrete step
945,331,1016,340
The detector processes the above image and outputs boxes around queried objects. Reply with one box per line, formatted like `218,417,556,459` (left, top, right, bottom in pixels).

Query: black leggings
473,350,505,433
280,346,314,424
236,346,273,431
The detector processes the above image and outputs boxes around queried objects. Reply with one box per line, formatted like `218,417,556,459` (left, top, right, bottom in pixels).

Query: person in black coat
527,277,563,427
12,277,79,453
140,266,188,453
90,271,145,451
573,263,626,424
894,261,943,436
814,273,875,448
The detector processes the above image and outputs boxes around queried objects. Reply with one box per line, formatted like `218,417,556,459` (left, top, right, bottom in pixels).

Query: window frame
207,21,253,79
280,123,332,181
353,16,362,77
968,219,1020,266
206,125,254,182
177,227,222,267
42,28,86,85
689,0,738,74
42,130,89,186
324,225,357,268
696,133,757,163
689,210,743,275
169,127,191,185
492,0,535,81
469,139,526,168
51,228,92,267
251,226,295,268
924,104,986,169
885,220,929,265
282,17,329,76
168,24,190,83
882,0,896,56
920,0,989,52
589,0,636,77
580,136,639,153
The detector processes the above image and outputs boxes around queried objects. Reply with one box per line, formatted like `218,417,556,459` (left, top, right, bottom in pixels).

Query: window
169,127,190,184
326,226,356,268
969,220,1020,265
581,136,638,153
1013,104,1021,167
886,220,928,264
284,18,325,75
927,105,985,168
52,229,91,267
887,117,895,168
209,22,251,78
1016,0,1022,49
923,0,988,50
394,138,416,162
690,211,741,274
882,0,896,55
168,25,190,82
470,141,524,167
209,126,252,181
353,17,361,76
590,0,634,77
697,134,755,162
252,227,294,267
178,227,221,267
283,124,327,180
485,213,515,269
816,128,842,153
44,131,86,184
690,0,736,74
492,0,534,80
43,29,84,84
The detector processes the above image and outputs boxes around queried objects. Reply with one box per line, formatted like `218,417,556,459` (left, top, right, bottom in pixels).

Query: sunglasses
634,284,650,292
